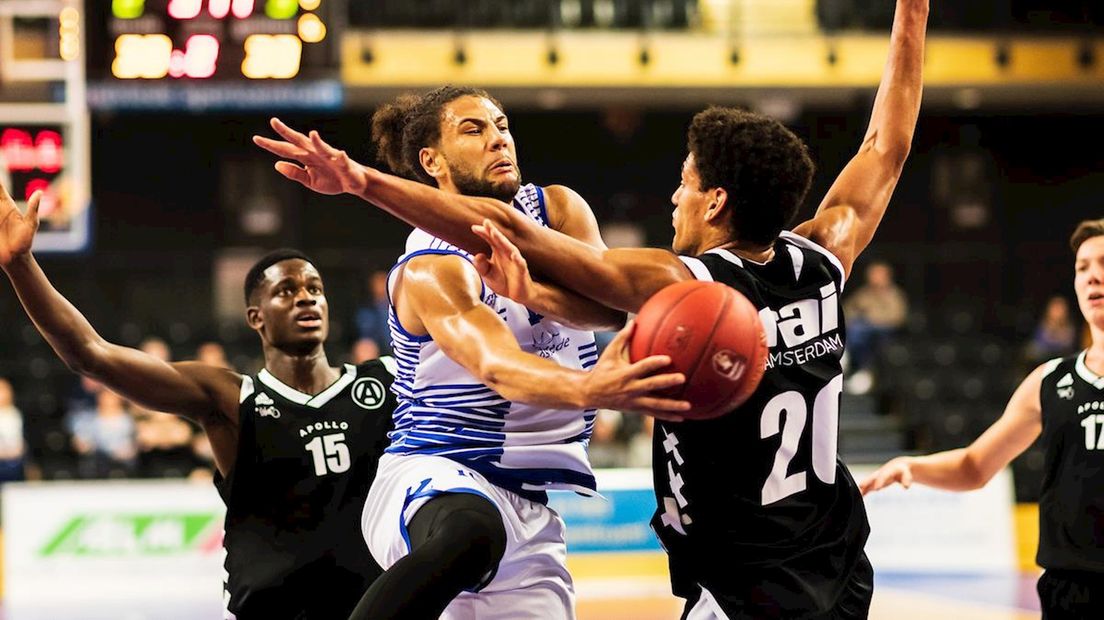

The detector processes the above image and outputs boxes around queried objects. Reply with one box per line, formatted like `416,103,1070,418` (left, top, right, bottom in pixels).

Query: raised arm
860,361,1045,494
0,187,240,426
395,253,688,414
791,0,928,278
512,184,627,331
255,121,693,313
465,184,629,331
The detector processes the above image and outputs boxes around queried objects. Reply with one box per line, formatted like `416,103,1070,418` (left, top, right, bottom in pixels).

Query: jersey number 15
305,433,351,476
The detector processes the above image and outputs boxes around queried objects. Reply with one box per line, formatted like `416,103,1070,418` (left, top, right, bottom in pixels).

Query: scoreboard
86,0,338,81
0,121,90,253
1,125,64,208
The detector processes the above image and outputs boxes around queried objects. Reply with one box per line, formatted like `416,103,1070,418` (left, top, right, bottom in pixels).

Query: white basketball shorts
362,452,576,620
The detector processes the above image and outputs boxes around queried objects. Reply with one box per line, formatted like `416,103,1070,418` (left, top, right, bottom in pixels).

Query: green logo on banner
39,513,219,557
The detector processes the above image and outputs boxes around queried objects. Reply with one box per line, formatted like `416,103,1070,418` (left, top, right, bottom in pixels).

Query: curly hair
688,107,815,246
371,85,503,187
1070,218,1104,254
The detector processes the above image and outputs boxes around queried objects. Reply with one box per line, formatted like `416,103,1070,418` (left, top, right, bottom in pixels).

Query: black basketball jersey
217,358,398,620
1037,352,1104,573
652,232,870,619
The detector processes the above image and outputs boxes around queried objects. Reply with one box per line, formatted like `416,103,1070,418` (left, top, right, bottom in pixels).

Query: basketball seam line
644,283,705,366
681,289,733,404
644,284,706,401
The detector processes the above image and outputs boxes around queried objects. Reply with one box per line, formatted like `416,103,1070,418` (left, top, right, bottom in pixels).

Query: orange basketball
630,280,768,420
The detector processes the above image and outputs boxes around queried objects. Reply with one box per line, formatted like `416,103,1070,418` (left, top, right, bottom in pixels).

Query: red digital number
35,131,63,174
1,129,35,172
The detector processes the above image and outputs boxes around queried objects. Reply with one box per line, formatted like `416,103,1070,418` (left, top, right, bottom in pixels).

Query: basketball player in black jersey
862,220,1104,619
253,0,927,616
0,183,396,619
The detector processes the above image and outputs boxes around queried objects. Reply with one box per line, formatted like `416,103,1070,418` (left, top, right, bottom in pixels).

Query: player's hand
253,118,370,196
581,322,691,421
0,182,41,268
472,219,538,306
859,456,915,496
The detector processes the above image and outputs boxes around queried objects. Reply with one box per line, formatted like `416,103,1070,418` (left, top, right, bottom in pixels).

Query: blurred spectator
626,415,653,468
1025,295,1077,366
68,389,137,479
140,336,172,363
189,433,216,482
197,341,231,369
135,408,198,478
67,374,104,414
0,378,25,482
356,270,392,354
588,409,629,468
844,261,909,377
350,337,382,364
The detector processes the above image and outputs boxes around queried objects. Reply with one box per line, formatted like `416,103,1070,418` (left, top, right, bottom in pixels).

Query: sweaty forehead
262,259,321,285
442,96,505,126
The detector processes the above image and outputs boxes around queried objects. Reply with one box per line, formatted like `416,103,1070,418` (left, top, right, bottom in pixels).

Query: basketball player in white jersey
259,87,690,619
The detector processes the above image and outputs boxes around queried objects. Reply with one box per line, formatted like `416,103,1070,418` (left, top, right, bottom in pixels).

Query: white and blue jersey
385,184,599,502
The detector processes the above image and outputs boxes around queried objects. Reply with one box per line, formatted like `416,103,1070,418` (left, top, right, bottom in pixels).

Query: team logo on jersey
712,349,747,381
533,326,571,359
1057,373,1075,400
352,377,387,410
255,392,281,419
758,283,844,370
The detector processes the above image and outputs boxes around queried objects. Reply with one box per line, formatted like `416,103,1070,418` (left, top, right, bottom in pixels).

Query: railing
347,0,1104,36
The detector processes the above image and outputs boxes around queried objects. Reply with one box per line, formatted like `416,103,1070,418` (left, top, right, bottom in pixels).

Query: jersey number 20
760,374,843,505
305,433,351,476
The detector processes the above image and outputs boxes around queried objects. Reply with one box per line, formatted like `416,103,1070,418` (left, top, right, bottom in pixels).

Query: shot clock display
0,123,91,252
1,126,65,210
86,0,338,82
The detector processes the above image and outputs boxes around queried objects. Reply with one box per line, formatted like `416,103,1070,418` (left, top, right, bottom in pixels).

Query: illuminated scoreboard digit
86,0,336,82
0,124,90,251
1,126,64,216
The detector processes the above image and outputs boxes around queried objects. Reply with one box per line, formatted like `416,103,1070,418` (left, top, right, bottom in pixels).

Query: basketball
630,280,768,420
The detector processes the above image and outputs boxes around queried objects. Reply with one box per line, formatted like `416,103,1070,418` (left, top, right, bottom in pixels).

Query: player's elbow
599,309,630,332
61,339,109,378
878,131,914,171
474,357,515,400
959,453,993,490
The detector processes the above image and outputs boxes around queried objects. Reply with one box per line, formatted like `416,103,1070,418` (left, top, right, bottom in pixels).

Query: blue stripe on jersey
388,312,431,344
386,184,598,501
410,383,493,392
535,186,549,227
493,464,596,493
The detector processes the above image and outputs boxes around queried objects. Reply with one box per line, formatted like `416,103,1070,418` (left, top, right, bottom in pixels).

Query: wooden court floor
571,554,1041,620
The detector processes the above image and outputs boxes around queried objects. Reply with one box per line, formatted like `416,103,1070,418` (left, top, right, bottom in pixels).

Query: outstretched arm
395,253,689,416
860,361,1045,495
254,123,693,313
0,187,239,426
513,184,626,331
792,0,928,278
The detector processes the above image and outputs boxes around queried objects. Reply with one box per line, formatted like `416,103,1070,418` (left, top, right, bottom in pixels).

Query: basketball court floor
0,567,1042,619
570,553,1042,620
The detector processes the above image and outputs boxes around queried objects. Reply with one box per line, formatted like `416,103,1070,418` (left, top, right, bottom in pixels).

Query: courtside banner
550,468,662,553
2,480,226,606
851,465,1017,574
552,466,1016,573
